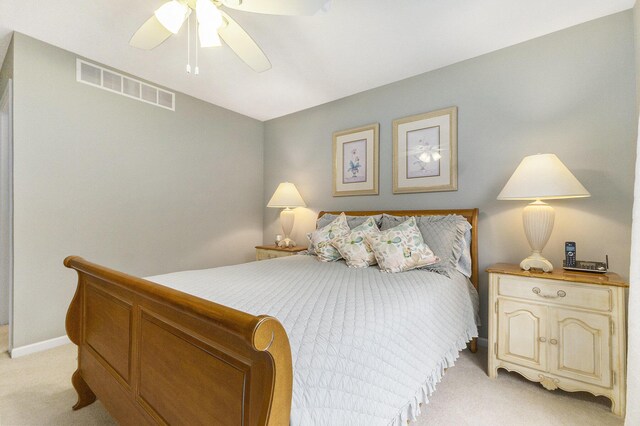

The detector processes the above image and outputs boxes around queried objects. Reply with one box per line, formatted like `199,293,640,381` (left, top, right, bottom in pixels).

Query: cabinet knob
538,337,547,343
550,339,558,345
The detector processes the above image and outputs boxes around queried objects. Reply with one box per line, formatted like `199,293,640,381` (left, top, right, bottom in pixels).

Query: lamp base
521,200,555,272
277,238,296,248
279,208,296,248
520,252,554,272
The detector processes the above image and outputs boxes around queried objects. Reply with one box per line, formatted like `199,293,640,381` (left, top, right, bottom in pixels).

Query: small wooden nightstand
255,245,307,261
487,263,628,416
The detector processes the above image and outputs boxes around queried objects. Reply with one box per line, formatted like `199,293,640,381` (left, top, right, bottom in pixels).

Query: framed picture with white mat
393,107,457,194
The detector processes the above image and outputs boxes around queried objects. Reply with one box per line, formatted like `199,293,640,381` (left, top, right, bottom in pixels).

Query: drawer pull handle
532,287,567,299
550,339,558,345
538,337,547,343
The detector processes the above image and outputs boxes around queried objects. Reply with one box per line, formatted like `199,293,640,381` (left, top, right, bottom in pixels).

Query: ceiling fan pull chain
186,13,192,74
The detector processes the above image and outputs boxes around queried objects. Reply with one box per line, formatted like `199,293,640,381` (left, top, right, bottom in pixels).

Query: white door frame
0,79,14,351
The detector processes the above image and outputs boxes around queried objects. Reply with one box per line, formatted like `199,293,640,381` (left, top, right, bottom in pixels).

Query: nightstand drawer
256,249,291,261
497,275,612,312
255,246,306,261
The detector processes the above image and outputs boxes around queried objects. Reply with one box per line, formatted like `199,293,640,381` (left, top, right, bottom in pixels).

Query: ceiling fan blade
129,16,173,50
218,11,271,72
221,0,329,16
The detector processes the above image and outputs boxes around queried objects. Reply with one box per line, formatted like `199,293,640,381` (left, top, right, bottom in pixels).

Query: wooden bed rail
64,256,292,425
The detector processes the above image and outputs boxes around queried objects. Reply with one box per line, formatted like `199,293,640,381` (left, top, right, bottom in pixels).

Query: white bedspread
147,255,478,425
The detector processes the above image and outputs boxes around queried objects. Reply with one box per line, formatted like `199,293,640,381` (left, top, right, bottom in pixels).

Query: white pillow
366,217,439,273
331,217,380,268
308,213,350,262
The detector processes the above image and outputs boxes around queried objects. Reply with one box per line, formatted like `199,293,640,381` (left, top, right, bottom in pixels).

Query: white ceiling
0,0,634,121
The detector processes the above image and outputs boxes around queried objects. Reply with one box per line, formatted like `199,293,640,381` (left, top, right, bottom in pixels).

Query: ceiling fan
130,0,329,73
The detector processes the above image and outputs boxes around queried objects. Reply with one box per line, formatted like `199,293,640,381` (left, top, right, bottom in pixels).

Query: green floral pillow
366,217,439,273
331,217,380,268
308,213,350,262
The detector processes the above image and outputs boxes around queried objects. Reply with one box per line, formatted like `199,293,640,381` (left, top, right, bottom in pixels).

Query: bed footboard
64,256,293,426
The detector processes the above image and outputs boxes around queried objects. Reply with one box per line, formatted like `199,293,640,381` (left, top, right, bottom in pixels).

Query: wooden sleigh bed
65,209,479,425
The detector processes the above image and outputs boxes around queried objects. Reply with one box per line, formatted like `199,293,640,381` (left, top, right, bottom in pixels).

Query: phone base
562,260,608,274
520,254,553,272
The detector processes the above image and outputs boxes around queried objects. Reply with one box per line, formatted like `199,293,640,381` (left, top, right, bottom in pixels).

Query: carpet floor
0,326,622,425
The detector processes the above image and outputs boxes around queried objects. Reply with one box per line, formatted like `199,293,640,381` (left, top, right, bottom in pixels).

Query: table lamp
497,153,590,272
267,182,306,248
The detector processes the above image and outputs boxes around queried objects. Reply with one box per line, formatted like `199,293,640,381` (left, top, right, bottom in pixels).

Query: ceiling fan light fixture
198,25,222,47
196,0,224,28
196,0,224,47
154,1,190,34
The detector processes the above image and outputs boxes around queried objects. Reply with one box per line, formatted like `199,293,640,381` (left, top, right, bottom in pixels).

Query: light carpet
0,326,622,425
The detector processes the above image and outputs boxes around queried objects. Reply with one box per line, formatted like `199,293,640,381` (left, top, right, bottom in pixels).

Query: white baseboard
477,337,488,347
10,335,71,358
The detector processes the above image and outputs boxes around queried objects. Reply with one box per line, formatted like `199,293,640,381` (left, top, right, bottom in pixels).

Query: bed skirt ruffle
389,326,479,426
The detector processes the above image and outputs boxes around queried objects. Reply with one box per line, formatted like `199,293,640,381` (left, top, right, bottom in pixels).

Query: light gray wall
0,37,13,326
263,11,637,338
636,1,640,112
627,2,639,423
0,37,12,95
11,33,264,348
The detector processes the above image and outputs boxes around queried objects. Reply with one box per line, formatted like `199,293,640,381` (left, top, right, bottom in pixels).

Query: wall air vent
76,59,175,111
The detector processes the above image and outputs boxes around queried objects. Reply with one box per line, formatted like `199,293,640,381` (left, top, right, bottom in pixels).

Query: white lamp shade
155,0,190,34
497,153,590,200
267,182,306,208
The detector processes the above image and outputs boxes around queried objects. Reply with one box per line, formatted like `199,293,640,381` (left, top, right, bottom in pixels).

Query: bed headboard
318,209,479,289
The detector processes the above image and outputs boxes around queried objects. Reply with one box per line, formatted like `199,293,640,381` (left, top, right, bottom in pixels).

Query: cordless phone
562,241,608,273
565,242,576,267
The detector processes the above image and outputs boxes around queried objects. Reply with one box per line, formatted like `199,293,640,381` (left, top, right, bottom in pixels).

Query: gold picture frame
392,107,458,194
333,123,379,197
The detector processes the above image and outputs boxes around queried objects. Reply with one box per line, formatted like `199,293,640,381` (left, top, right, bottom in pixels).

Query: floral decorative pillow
331,217,380,268
366,217,439,273
310,214,383,254
316,213,383,230
308,213,350,262
381,213,470,277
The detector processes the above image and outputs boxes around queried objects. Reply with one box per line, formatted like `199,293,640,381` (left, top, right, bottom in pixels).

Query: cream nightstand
255,245,306,261
487,263,628,416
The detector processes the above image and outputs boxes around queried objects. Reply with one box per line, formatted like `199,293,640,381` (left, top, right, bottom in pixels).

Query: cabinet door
549,308,611,388
497,299,547,370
